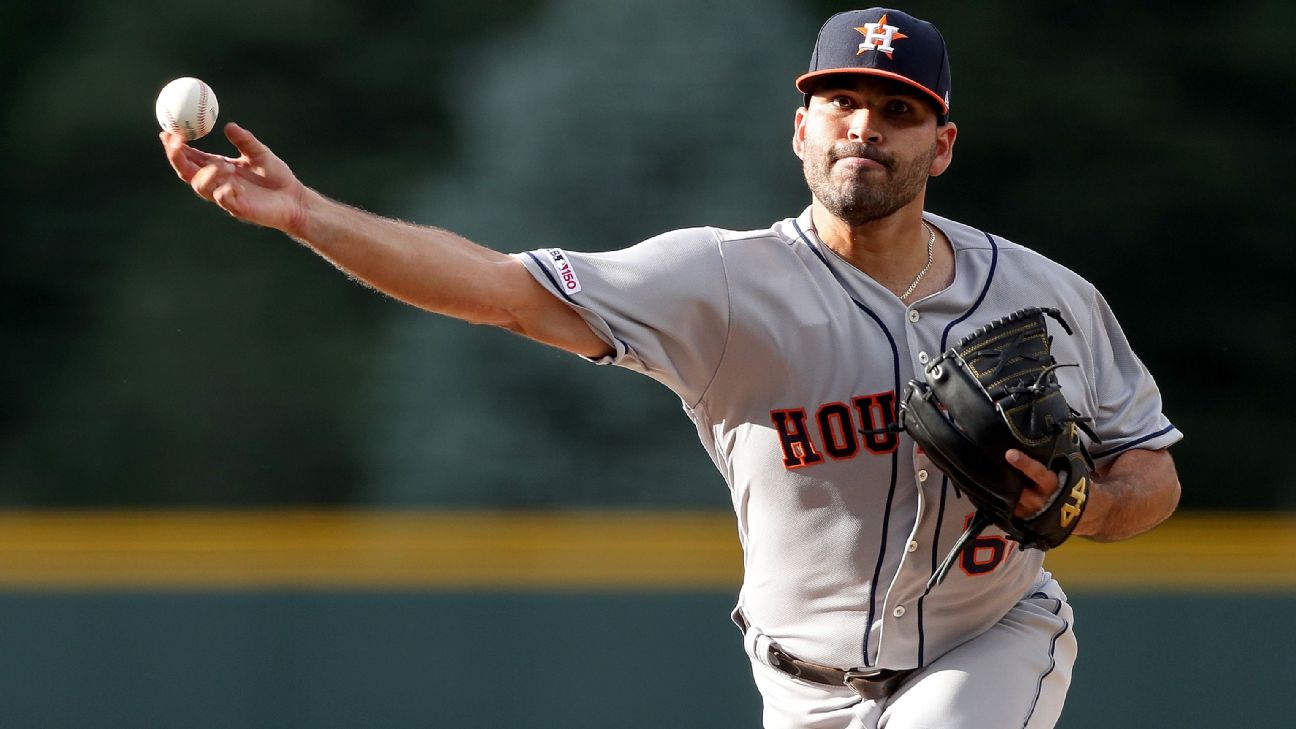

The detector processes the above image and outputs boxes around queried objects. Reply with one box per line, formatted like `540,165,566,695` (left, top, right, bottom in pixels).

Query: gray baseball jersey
516,207,1181,672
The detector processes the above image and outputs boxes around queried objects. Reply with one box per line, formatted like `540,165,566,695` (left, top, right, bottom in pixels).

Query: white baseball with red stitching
155,77,219,141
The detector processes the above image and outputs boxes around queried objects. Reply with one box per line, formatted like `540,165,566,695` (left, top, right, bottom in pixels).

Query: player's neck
810,200,952,301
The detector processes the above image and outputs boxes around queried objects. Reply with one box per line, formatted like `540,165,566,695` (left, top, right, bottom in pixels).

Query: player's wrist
285,186,328,242
1071,480,1110,539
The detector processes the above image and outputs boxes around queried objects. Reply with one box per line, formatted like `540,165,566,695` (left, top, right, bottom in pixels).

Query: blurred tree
0,0,546,504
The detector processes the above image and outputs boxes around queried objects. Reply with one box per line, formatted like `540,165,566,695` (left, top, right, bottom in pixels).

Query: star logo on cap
855,14,908,59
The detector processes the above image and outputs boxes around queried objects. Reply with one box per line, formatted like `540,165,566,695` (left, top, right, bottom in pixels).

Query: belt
734,609,915,701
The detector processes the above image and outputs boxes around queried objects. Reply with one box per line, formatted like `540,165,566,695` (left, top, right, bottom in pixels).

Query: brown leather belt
734,609,915,701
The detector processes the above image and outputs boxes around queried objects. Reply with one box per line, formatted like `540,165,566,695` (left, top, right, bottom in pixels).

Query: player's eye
886,99,912,114
830,95,856,110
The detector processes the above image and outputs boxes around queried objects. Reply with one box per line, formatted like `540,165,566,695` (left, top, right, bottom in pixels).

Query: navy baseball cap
796,8,952,123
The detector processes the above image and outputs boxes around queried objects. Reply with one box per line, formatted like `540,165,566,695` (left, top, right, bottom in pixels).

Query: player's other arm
161,123,612,359
1009,447,1181,542
1070,447,1180,541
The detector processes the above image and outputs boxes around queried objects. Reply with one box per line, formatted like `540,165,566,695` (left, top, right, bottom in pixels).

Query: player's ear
792,106,808,160
929,122,957,177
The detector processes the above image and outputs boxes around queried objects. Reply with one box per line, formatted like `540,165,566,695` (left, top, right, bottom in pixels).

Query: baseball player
161,7,1181,728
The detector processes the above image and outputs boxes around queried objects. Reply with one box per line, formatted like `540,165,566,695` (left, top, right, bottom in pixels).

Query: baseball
155,77,219,141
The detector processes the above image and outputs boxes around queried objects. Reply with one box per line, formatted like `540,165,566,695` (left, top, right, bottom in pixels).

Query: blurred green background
2,0,1294,727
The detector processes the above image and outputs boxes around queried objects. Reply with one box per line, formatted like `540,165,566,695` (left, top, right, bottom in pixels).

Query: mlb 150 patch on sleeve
545,248,582,295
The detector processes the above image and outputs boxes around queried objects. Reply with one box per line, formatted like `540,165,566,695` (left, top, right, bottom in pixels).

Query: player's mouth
835,156,887,173
831,143,892,169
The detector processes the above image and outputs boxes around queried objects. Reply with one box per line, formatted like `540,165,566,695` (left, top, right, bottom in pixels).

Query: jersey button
908,310,921,323
917,469,929,482
893,606,906,618
906,540,919,553
918,351,929,364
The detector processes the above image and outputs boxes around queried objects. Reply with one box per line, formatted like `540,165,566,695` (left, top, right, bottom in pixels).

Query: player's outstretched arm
160,123,611,358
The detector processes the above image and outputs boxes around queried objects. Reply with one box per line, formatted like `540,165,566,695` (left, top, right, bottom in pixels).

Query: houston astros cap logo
855,14,907,59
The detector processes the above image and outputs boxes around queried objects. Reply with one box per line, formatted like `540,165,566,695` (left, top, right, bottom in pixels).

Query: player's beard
802,138,937,226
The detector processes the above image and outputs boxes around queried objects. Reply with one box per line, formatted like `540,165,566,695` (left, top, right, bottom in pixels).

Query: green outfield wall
0,511,1290,728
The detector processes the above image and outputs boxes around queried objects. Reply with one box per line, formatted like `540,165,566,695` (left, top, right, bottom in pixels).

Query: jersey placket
866,305,948,668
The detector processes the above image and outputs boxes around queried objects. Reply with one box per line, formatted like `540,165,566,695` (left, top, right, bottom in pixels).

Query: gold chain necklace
899,222,936,301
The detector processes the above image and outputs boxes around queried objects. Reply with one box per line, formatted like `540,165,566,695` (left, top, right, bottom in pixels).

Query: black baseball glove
898,307,1100,589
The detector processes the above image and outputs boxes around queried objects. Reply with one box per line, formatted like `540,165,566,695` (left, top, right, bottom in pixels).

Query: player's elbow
503,307,613,359
1136,454,1182,536
1158,476,1182,524
491,260,612,358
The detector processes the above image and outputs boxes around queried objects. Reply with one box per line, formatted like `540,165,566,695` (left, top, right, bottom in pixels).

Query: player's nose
847,109,881,143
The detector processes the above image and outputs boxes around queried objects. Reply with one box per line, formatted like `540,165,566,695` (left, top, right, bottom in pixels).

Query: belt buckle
842,669,898,701
842,668,890,684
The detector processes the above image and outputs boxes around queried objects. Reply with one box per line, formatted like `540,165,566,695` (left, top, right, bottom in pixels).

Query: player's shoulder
581,221,793,276
676,208,838,253
709,216,820,261
636,220,801,259
632,223,782,248
930,212,1097,293
712,225,785,243
708,219,800,248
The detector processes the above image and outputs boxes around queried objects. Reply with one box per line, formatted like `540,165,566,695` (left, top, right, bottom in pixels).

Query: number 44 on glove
897,307,1100,591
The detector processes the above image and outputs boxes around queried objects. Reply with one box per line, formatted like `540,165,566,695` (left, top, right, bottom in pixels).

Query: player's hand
1005,449,1062,519
161,122,307,237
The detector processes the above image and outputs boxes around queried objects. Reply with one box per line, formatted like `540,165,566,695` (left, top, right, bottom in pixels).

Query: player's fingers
161,132,202,180
225,122,273,161
233,160,275,186
211,181,242,217
1004,449,1052,488
1007,449,1065,518
189,160,234,201
161,131,226,181
224,122,296,186
1015,488,1047,518
160,130,208,162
